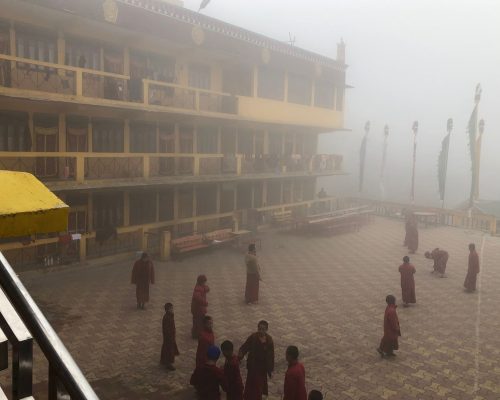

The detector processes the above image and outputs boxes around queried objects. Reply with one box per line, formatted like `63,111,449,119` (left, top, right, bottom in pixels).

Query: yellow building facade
0,0,347,268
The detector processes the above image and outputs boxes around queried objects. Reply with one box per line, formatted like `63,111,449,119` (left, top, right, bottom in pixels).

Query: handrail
0,252,99,399
143,78,232,97
0,53,130,80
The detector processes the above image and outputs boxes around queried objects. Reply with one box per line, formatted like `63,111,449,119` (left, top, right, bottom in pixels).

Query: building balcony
0,55,342,130
0,152,343,191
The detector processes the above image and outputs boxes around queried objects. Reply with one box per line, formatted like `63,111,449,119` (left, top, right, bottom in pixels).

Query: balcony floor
4,217,499,399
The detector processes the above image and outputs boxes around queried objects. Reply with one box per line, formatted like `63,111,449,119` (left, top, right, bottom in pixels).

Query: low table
413,211,438,227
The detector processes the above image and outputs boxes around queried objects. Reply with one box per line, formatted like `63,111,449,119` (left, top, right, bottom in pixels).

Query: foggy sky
185,0,500,207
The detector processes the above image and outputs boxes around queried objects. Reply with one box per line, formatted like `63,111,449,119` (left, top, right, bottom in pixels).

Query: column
58,114,67,178
87,119,93,152
252,65,258,97
123,191,130,227
57,31,65,65
124,119,130,153
216,184,221,214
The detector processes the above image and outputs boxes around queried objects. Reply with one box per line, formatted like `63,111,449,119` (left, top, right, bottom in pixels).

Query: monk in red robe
131,252,155,309
283,346,307,400
191,345,227,400
425,248,449,277
160,303,179,371
308,391,323,400
239,320,274,400
196,315,215,367
191,275,210,339
221,340,244,400
464,243,480,292
399,256,416,306
405,216,418,254
245,244,261,305
377,295,401,357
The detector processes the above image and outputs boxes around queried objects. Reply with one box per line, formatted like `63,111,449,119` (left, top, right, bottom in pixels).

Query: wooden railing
343,198,498,235
0,152,343,183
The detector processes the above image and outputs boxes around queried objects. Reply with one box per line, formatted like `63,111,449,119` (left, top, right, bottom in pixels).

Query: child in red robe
221,340,244,400
191,345,227,400
283,346,307,400
377,295,401,358
399,256,416,306
464,243,480,292
196,315,215,367
191,275,210,339
160,303,179,371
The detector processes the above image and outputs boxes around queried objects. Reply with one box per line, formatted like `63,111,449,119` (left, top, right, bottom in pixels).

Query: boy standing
221,340,244,400
160,303,179,371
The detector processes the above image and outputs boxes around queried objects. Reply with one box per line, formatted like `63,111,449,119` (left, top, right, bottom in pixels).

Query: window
266,182,282,206
159,124,175,153
148,54,176,83
66,116,88,152
65,39,101,70
288,73,312,105
130,123,157,153
179,125,193,153
284,134,293,156
197,126,218,154
103,48,123,74
314,79,335,109
93,193,124,229
237,129,253,155
130,191,157,225
269,132,282,155
0,22,10,55
283,181,292,204
178,187,193,218
222,67,252,96
196,185,217,216
258,66,284,100
221,127,236,154
189,64,211,90
16,30,56,63
220,183,235,213
0,113,30,151
159,190,174,221
237,183,252,210
253,182,263,208
92,121,124,152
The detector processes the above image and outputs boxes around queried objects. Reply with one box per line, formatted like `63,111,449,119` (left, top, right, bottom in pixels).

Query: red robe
191,284,210,338
464,250,480,291
196,328,215,367
224,355,244,400
399,262,416,304
283,361,307,400
239,333,274,400
379,304,401,353
430,248,449,274
131,259,155,303
160,312,179,365
406,222,418,253
190,364,227,400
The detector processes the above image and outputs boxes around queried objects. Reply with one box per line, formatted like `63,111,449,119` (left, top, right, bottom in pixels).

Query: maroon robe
404,220,411,246
191,283,209,338
196,328,215,368
131,259,155,303
406,221,418,253
464,250,480,291
379,304,401,353
224,355,244,400
429,248,449,274
283,361,307,400
399,262,416,304
190,364,227,400
160,312,179,366
245,253,260,303
239,333,274,400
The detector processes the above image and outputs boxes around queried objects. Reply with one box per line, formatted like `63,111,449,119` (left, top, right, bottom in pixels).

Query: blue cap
207,345,221,360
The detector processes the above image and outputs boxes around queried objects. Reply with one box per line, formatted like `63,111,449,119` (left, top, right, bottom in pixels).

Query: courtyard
3,216,500,399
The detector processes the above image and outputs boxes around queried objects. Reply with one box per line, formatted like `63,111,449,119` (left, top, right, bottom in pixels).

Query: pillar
123,191,130,226
160,230,171,261
57,31,65,65
124,119,130,153
79,236,87,261
252,65,258,97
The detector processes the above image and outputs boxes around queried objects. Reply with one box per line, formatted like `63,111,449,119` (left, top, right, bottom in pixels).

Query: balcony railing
0,252,98,399
0,54,238,115
0,152,343,184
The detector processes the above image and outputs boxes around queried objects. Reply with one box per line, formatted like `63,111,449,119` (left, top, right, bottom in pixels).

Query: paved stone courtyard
3,216,500,399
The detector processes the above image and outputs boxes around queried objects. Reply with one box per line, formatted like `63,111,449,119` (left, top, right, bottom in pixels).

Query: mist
184,0,500,208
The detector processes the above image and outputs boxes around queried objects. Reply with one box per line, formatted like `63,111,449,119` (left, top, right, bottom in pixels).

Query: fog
184,0,500,208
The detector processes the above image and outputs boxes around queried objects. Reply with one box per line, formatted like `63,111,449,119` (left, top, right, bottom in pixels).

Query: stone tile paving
2,216,500,399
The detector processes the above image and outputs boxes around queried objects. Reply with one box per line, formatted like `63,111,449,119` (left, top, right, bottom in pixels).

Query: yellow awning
0,171,68,238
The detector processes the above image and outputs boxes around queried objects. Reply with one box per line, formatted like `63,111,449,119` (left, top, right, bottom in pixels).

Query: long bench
171,234,210,258
272,210,293,227
204,229,237,246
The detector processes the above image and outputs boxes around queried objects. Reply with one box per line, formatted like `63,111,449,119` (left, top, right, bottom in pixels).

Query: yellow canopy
0,171,69,238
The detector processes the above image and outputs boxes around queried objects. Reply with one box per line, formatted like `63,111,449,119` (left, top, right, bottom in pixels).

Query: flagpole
380,124,389,199
468,84,481,211
410,121,418,205
359,121,370,193
441,118,453,208
474,119,485,200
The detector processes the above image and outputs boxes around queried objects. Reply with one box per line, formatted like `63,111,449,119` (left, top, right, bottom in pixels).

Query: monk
221,340,244,400
283,346,307,400
245,244,261,305
160,303,179,371
239,320,274,400
464,243,480,292
308,391,323,400
399,256,416,306
406,216,418,254
425,248,449,277
131,252,155,309
377,295,401,358
191,345,227,400
196,315,215,367
191,275,210,339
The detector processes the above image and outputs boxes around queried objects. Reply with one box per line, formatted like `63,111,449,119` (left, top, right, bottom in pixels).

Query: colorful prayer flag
467,84,481,207
198,0,211,11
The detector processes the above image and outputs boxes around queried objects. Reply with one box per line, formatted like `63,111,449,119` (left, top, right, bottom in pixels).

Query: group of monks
377,213,481,358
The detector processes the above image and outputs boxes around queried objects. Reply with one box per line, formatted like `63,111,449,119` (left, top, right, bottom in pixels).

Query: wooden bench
171,234,210,258
272,210,293,227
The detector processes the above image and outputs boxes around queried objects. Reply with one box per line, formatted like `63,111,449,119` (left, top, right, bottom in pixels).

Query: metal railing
0,252,99,399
